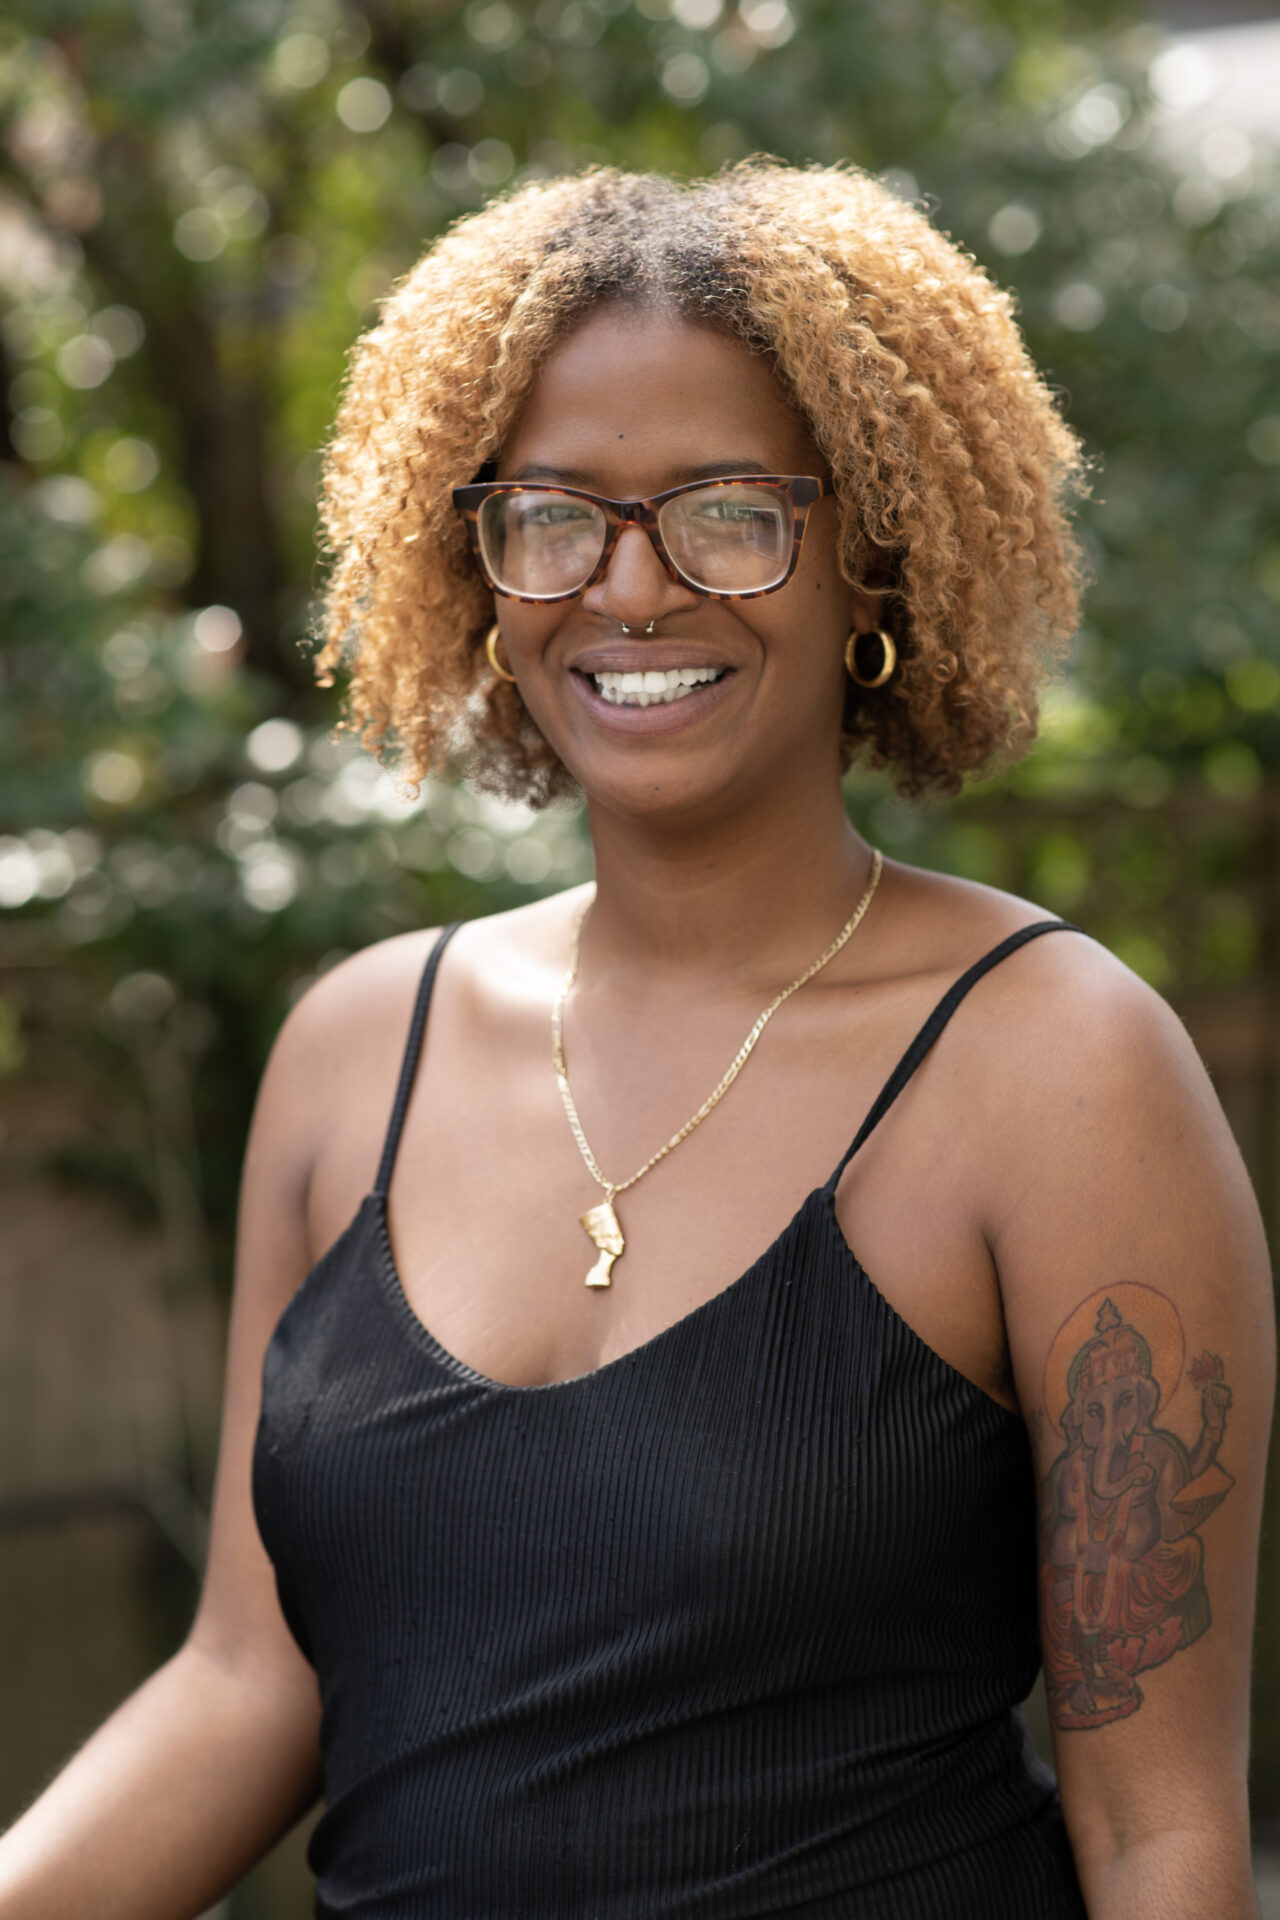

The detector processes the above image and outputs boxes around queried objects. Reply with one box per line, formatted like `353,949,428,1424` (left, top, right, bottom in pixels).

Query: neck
579,772,876,999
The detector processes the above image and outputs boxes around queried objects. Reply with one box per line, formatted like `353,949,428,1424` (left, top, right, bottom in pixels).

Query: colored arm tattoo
1037,1286,1233,1731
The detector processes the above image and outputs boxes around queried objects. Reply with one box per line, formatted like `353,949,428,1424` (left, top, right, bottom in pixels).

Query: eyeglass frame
450,474,833,605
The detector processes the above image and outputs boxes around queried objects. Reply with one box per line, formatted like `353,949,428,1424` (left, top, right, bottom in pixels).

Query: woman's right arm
0,979,350,1920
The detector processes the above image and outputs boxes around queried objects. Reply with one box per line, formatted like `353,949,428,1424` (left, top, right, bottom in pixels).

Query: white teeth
591,666,724,706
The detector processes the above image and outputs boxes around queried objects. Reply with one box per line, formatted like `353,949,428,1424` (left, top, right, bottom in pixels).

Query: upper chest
304,943,1016,1407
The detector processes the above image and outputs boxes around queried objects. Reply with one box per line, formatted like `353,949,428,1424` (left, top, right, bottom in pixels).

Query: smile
591,667,726,707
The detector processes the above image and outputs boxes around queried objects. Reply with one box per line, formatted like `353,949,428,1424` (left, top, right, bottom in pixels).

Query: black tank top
253,917,1087,1919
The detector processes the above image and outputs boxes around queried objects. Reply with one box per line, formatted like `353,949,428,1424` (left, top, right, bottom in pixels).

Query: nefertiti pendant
580,1196,624,1288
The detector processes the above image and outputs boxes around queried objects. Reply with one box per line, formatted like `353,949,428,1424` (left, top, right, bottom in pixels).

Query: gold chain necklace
552,848,884,1288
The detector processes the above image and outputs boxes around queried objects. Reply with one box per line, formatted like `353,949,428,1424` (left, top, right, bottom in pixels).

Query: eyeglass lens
476,482,794,598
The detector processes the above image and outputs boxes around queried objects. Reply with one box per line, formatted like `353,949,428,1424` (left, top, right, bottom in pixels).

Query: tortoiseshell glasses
451,475,832,604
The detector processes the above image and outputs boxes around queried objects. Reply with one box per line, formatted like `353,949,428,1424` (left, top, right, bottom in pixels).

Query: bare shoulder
260,930,444,1150
254,890,588,1227
268,893,561,1083
883,858,1196,1107
898,867,1272,1335
277,886,587,1071
879,858,1260,1238
938,890,1217,1156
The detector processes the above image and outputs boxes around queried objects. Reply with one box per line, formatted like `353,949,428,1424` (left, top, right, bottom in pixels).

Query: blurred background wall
1,0,1278,1912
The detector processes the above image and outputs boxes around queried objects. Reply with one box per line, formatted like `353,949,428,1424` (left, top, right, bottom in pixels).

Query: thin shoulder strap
373,924,462,1197
823,919,1083,1195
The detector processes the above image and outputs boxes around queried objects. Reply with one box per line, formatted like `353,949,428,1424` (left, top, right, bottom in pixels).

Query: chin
581,766,728,821
572,745,764,829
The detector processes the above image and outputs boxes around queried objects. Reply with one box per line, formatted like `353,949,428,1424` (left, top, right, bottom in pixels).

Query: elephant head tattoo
1040,1296,1233,1731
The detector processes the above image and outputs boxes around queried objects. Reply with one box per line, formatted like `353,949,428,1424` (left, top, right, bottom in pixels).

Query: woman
0,162,1271,1919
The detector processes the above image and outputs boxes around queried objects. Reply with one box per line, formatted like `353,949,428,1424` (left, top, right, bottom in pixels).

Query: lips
569,660,737,734
592,666,726,706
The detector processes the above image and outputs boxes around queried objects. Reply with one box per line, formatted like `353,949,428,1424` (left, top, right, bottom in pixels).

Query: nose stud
620,620,656,636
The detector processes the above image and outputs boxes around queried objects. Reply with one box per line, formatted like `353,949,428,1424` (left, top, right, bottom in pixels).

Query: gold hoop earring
845,627,896,690
484,623,517,683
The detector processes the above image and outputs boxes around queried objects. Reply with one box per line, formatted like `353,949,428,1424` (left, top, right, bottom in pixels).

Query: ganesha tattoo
1039,1291,1233,1731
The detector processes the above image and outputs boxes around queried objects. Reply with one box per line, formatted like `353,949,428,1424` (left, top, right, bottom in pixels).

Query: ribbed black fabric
254,917,1088,1919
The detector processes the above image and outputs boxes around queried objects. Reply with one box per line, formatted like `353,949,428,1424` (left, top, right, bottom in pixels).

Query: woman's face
493,306,876,822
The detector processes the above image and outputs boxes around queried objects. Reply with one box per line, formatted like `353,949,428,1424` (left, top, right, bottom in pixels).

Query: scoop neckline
368,1183,817,1394
366,1186,1022,1419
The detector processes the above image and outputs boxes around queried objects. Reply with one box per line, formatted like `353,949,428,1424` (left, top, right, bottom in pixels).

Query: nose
582,522,700,631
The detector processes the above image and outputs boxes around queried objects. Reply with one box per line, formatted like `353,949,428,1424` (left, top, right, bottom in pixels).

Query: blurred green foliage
3,0,1279,1356
1,0,1277,1324
2,0,1280,1858
5,0,1277,1222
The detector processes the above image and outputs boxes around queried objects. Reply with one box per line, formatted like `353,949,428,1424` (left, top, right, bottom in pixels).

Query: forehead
498,306,819,486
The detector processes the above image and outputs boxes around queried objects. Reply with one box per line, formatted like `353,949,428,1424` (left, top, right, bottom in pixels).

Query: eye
517,499,597,529
690,498,775,528
696,499,755,521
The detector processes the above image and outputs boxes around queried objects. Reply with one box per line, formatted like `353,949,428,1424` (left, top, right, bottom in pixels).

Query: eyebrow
505,458,777,487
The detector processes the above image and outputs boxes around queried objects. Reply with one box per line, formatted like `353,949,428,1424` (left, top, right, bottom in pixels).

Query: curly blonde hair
316,159,1088,803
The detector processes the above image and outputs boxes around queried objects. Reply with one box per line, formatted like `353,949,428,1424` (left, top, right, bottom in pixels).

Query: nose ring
620,620,656,636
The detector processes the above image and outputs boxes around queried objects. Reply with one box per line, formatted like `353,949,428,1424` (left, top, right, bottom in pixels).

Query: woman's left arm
990,945,1275,1920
